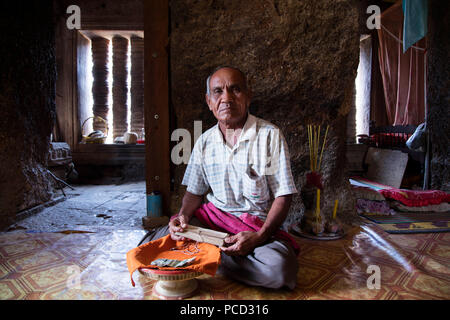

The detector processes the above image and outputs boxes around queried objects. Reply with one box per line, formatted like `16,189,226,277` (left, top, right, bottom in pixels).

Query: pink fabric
377,2,426,126
379,189,450,207
173,202,300,255
351,176,450,207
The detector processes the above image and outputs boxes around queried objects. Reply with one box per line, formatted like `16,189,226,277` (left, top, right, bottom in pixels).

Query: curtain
370,31,389,127
377,2,426,126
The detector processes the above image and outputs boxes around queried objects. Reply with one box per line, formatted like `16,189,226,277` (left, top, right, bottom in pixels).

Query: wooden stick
47,170,75,190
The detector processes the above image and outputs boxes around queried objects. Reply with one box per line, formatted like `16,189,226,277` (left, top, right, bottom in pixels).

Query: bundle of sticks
307,125,329,173
307,125,329,223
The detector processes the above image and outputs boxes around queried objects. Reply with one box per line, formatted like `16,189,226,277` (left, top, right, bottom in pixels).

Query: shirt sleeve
265,129,298,198
181,136,210,196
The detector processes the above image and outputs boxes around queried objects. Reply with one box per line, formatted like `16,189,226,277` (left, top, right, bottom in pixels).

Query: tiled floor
1,183,449,300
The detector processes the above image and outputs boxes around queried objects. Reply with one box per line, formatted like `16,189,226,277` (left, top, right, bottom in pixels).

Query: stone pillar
112,36,129,139
130,36,145,135
91,37,110,132
354,35,372,140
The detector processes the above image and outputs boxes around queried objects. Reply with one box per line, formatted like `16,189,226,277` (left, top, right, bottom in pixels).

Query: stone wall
169,0,361,226
427,0,450,192
0,1,56,229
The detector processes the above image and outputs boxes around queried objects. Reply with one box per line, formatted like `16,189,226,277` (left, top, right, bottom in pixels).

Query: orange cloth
126,234,221,287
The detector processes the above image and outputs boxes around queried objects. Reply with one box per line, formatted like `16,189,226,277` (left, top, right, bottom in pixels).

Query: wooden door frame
144,0,171,217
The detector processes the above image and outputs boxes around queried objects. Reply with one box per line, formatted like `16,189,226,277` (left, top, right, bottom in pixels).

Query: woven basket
81,116,108,144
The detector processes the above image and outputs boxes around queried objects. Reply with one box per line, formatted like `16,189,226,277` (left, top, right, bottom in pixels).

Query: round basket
81,116,108,144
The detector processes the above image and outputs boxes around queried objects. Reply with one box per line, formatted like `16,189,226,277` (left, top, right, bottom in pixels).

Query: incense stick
332,199,338,219
318,125,329,171
308,125,313,171
316,126,320,171
307,124,329,173
313,126,317,171
316,188,321,219
314,126,317,171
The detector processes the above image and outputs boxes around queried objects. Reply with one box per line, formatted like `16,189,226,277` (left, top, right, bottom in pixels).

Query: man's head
205,66,252,127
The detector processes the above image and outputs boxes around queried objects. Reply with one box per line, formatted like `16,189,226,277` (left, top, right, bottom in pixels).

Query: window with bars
78,30,144,144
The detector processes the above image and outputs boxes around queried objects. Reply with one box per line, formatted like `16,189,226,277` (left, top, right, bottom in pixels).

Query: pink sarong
173,202,300,255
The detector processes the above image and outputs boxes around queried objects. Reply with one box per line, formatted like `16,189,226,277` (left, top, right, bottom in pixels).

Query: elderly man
141,66,299,289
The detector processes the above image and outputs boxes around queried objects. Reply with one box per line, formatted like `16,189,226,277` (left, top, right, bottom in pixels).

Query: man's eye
214,89,222,94
232,87,241,93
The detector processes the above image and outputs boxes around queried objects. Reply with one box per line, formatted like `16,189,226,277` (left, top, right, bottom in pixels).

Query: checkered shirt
181,113,297,220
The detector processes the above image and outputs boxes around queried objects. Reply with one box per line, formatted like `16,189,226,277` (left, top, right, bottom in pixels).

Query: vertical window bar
112,36,129,141
91,37,110,133
130,36,145,135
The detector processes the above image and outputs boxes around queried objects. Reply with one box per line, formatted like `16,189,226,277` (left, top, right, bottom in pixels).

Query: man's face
206,68,252,126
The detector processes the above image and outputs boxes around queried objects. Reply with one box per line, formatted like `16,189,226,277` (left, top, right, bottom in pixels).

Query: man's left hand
220,231,265,256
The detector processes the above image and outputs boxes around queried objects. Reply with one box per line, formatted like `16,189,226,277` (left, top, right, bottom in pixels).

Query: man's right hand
168,214,190,241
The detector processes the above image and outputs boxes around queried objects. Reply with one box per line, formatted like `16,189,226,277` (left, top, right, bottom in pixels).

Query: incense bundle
307,124,329,221
307,124,329,172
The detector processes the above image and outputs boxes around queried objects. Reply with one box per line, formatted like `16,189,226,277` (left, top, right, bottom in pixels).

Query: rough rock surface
169,0,361,226
0,1,56,229
427,0,450,192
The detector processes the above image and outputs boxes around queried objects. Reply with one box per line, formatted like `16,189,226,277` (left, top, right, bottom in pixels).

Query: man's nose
222,88,233,102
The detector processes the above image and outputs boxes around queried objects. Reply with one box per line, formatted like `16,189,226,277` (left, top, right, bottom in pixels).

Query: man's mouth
219,103,233,112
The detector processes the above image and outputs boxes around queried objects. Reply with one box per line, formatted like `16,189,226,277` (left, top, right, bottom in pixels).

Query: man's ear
205,94,212,111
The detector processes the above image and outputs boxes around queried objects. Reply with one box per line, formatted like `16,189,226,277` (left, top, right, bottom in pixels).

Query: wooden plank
76,31,92,143
71,30,77,148
144,0,171,216
175,225,229,247
55,16,75,148
72,144,146,165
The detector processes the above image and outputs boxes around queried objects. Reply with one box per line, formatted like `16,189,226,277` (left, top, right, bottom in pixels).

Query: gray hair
206,66,248,96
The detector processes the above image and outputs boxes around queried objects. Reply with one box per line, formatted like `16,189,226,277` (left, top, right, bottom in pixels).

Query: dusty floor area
8,182,147,233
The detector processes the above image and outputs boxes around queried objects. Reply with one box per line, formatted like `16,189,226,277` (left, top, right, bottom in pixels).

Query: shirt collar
213,113,257,144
